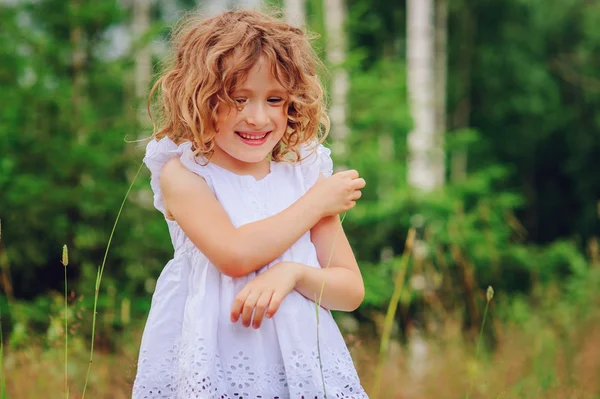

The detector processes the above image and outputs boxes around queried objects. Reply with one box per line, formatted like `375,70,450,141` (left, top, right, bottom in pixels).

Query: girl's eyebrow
233,88,288,96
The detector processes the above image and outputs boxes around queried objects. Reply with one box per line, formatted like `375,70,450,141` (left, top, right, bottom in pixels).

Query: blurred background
1,0,600,397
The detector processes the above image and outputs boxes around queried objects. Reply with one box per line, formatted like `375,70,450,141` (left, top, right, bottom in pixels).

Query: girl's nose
244,102,270,128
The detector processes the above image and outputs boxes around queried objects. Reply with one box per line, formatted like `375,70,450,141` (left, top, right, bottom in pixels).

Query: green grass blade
81,160,144,399
314,212,347,399
371,228,415,399
466,286,494,399
64,257,69,398
0,308,6,399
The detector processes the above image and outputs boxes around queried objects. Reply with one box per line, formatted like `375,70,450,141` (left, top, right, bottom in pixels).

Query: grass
371,228,415,399
81,161,144,399
0,316,6,399
2,300,599,398
3,227,599,398
314,212,348,398
62,245,69,398
466,285,494,399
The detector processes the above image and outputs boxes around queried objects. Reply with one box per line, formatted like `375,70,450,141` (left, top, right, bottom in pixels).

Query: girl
133,9,368,399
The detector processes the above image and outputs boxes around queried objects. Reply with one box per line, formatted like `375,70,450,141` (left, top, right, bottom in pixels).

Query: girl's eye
234,98,247,105
268,97,284,104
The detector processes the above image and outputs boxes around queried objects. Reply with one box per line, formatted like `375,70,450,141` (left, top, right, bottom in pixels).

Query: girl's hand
308,170,366,217
230,261,301,329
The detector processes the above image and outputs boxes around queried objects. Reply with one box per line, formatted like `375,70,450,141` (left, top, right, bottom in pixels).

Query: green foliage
0,0,599,344
0,0,170,305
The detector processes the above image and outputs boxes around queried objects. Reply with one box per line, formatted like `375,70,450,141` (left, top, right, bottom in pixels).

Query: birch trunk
284,0,305,27
407,0,443,191
237,0,262,10
324,0,349,166
204,0,230,16
133,0,152,133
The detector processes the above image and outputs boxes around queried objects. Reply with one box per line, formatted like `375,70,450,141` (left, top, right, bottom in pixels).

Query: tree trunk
133,0,152,134
324,0,349,167
284,0,305,27
205,0,230,16
407,0,443,191
237,0,262,10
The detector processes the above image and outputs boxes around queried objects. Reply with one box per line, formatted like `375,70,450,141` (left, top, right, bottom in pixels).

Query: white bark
159,0,179,23
204,0,230,16
407,0,443,191
236,0,262,10
133,0,152,131
324,0,349,164
284,0,305,27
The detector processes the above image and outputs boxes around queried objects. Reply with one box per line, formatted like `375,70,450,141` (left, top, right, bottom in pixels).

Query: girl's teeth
239,133,267,140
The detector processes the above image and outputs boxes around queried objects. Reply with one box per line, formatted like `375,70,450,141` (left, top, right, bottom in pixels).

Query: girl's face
213,56,289,170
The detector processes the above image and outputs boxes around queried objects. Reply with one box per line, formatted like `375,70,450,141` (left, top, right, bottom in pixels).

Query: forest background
1,0,600,397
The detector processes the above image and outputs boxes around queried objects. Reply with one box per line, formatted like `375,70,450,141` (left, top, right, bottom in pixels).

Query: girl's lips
235,131,271,146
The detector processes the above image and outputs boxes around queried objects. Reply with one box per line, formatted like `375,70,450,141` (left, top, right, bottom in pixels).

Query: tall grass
466,285,494,399
314,212,348,398
62,245,69,398
371,228,415,399
0,313,6,399
0,220,6,399
81,161,144,399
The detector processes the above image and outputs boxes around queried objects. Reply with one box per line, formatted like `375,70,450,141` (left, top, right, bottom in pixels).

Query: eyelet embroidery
133,337,367,399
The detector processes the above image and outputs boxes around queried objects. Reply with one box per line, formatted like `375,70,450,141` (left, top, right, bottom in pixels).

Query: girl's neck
210,147,271,180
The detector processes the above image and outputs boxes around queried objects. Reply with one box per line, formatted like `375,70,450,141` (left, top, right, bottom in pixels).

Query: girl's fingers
343,169,359,179
240,291,261,327
353,178,366,189
266,291,285,319
251,291,274,329
230,288,251,322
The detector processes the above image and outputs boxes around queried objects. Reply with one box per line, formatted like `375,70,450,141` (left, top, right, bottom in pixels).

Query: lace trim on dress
133,336,367,399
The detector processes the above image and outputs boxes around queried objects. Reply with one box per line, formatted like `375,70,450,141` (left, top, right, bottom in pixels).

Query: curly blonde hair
148,8,330,162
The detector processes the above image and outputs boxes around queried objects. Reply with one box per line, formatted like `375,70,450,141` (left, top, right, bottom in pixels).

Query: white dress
132,136,368,399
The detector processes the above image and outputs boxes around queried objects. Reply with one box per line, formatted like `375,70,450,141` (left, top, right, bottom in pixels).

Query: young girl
133,9,368,399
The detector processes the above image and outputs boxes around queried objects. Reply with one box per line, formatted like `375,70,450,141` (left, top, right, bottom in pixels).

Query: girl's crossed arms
161,158,366,329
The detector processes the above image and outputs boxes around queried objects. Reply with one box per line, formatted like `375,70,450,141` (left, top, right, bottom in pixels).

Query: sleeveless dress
132,136,368,399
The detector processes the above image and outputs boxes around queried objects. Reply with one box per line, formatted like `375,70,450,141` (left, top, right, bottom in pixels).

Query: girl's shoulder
292,142,334,189
143,136,214,213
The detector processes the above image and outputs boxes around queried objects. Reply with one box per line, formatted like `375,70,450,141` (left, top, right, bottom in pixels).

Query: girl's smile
235,130,272,145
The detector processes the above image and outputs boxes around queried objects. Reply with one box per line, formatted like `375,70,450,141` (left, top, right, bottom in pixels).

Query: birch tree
324,0,349,165
237,0,262,10
204,0,230,16
284,0,305,28
132,0,152,132
407,0,444,191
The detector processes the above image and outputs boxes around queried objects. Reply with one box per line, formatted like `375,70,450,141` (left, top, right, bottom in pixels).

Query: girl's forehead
234,57,287,92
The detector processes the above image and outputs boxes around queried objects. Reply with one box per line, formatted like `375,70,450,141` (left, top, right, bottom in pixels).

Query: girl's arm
293,213,365,312
229,215,364,328
160,158,364,278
